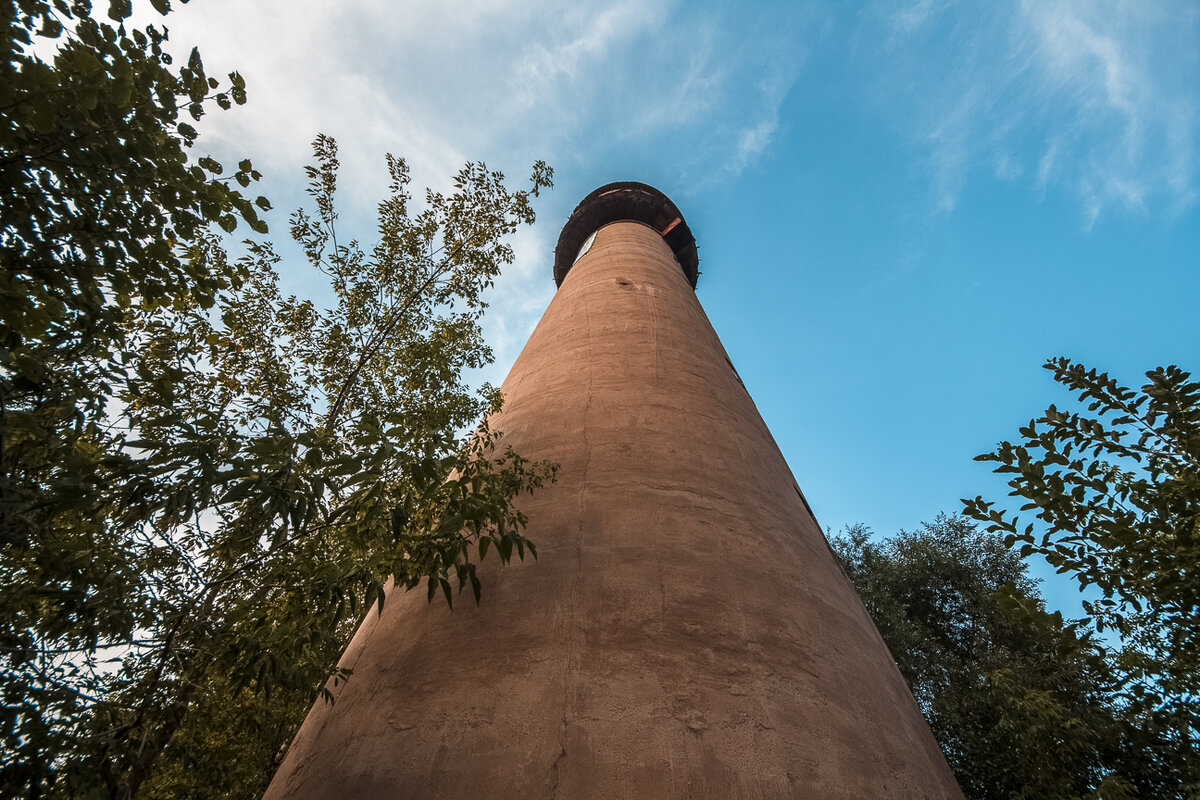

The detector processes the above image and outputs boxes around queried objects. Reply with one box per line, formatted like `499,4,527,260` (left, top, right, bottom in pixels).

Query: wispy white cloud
1020,0,1198,222
158,0,814,375
867,0,1199,223
734,119,780,173
166,0,807,192
887,0,948,38
508,1,663,110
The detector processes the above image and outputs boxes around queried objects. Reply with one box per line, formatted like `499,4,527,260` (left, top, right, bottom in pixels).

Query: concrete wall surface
264,221,964,799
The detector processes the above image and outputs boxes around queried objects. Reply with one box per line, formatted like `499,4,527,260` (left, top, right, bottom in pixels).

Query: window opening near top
574,230,598,264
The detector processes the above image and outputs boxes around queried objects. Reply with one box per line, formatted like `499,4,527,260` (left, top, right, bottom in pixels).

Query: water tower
264,183,962,798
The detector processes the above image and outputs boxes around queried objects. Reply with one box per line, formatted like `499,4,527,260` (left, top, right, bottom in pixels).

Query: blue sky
167,0,1199,614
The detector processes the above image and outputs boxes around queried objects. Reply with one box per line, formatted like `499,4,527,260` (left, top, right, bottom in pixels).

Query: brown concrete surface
264,220,964,799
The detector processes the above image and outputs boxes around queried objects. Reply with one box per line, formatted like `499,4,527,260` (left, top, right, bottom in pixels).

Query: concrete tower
264,184,963,798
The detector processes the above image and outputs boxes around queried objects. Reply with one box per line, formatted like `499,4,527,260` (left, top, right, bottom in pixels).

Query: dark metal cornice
553,182,699,289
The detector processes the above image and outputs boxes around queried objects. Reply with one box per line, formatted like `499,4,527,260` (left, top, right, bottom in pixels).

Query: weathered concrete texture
264,221,964,799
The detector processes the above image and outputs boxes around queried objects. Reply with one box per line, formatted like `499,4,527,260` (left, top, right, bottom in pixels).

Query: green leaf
108,0,132,21
39,17,63,37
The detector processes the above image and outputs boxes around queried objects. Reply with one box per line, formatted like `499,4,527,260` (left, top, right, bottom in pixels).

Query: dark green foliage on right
832,515,1180,799
964,359,1199,794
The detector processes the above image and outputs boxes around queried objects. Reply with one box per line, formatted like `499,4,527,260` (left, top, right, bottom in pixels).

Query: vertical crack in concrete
647,279,662,383
551,297,592,796
549,714,569,798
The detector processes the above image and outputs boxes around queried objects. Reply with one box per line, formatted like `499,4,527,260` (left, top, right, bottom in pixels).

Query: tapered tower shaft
265,186,962,798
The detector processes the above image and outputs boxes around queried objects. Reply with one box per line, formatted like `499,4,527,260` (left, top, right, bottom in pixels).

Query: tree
832,515,1169,799
1,4,556,797
6,138,555,799
1,0,268,542
964,359,1199,793
3,1,264,794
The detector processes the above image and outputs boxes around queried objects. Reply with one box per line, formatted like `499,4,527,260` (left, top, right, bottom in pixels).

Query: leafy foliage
0,0,267,525
832,515,1178,799
2,1,265,795
964,359,1199,792
0,3,557,797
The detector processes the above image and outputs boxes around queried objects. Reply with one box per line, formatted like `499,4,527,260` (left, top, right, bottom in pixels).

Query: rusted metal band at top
553,182,699,288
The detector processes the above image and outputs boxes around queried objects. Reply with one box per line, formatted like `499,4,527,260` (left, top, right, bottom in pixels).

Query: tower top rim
553,182,699,288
